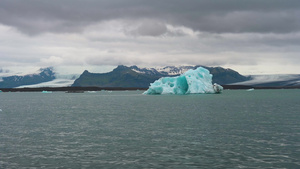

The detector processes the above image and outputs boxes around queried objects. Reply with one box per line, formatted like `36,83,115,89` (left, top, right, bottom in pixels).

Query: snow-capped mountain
0,67,80,88
155,66,196,75
0,67,56,88
2,65,299,88
130,65,195,76
72,65,250,88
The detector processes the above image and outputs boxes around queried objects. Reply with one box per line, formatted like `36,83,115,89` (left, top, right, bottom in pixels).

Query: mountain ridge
1,65,299,88
72,65,161,88
0,67,55,88
72,65,250,88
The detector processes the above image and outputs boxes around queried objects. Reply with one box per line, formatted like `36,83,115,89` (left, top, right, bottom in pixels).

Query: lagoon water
0,90,300,168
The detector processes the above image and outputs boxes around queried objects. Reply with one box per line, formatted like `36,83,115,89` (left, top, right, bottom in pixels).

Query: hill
72,65,249,88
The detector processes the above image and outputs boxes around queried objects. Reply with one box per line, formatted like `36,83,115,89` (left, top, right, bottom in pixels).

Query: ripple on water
0,90,300,168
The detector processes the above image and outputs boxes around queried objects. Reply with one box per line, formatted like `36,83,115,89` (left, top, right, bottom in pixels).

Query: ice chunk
144,67,223,94
41,91,52,93
213,83,223,94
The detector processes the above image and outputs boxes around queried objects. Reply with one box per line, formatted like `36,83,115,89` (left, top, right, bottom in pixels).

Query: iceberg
41,91,52,93
144,67,223,94
246,88,254,91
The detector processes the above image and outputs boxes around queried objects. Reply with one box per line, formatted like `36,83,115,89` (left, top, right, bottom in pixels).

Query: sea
0,90,299,168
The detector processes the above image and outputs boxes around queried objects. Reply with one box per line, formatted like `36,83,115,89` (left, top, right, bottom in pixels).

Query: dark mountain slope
202,66,251,84
72,65,250,88
72,65,160,87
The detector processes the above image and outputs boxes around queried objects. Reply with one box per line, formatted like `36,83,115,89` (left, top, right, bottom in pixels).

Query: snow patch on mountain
131,69,146,74
155,66,194,75
130,65,195,76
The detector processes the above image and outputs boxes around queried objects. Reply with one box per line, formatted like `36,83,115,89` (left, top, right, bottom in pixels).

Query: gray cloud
1,0,300,75
1,0,300,35
125,20,168,37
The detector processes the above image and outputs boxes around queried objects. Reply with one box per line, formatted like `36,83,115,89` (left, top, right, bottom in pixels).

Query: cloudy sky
0,0,300,75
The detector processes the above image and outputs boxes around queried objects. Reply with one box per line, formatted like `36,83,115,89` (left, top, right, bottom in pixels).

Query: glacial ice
143,67,223,94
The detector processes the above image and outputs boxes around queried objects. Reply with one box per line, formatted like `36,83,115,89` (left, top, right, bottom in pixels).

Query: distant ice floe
41,91,53,93
144,67,223,95
246,88,255,91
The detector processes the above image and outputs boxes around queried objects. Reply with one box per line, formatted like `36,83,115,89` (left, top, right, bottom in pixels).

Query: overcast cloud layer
0,0,300,74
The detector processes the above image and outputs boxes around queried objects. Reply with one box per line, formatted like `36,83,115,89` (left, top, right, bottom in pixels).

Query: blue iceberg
144,67,223,94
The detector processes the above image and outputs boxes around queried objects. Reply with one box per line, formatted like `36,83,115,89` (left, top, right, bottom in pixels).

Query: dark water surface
1,90,300,168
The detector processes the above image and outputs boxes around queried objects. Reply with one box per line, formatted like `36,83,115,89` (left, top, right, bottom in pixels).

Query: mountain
0,67,55,88
202,66,251,85
72,65,250,88
2,65,298,89
130,65,194,76
72,65,160,88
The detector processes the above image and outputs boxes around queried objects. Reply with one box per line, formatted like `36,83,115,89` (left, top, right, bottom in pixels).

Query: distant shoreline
1,85,299,92
222,85,300,90
0,87,146,92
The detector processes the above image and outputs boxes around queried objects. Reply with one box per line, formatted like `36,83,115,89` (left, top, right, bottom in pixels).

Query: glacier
143,67,223,95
